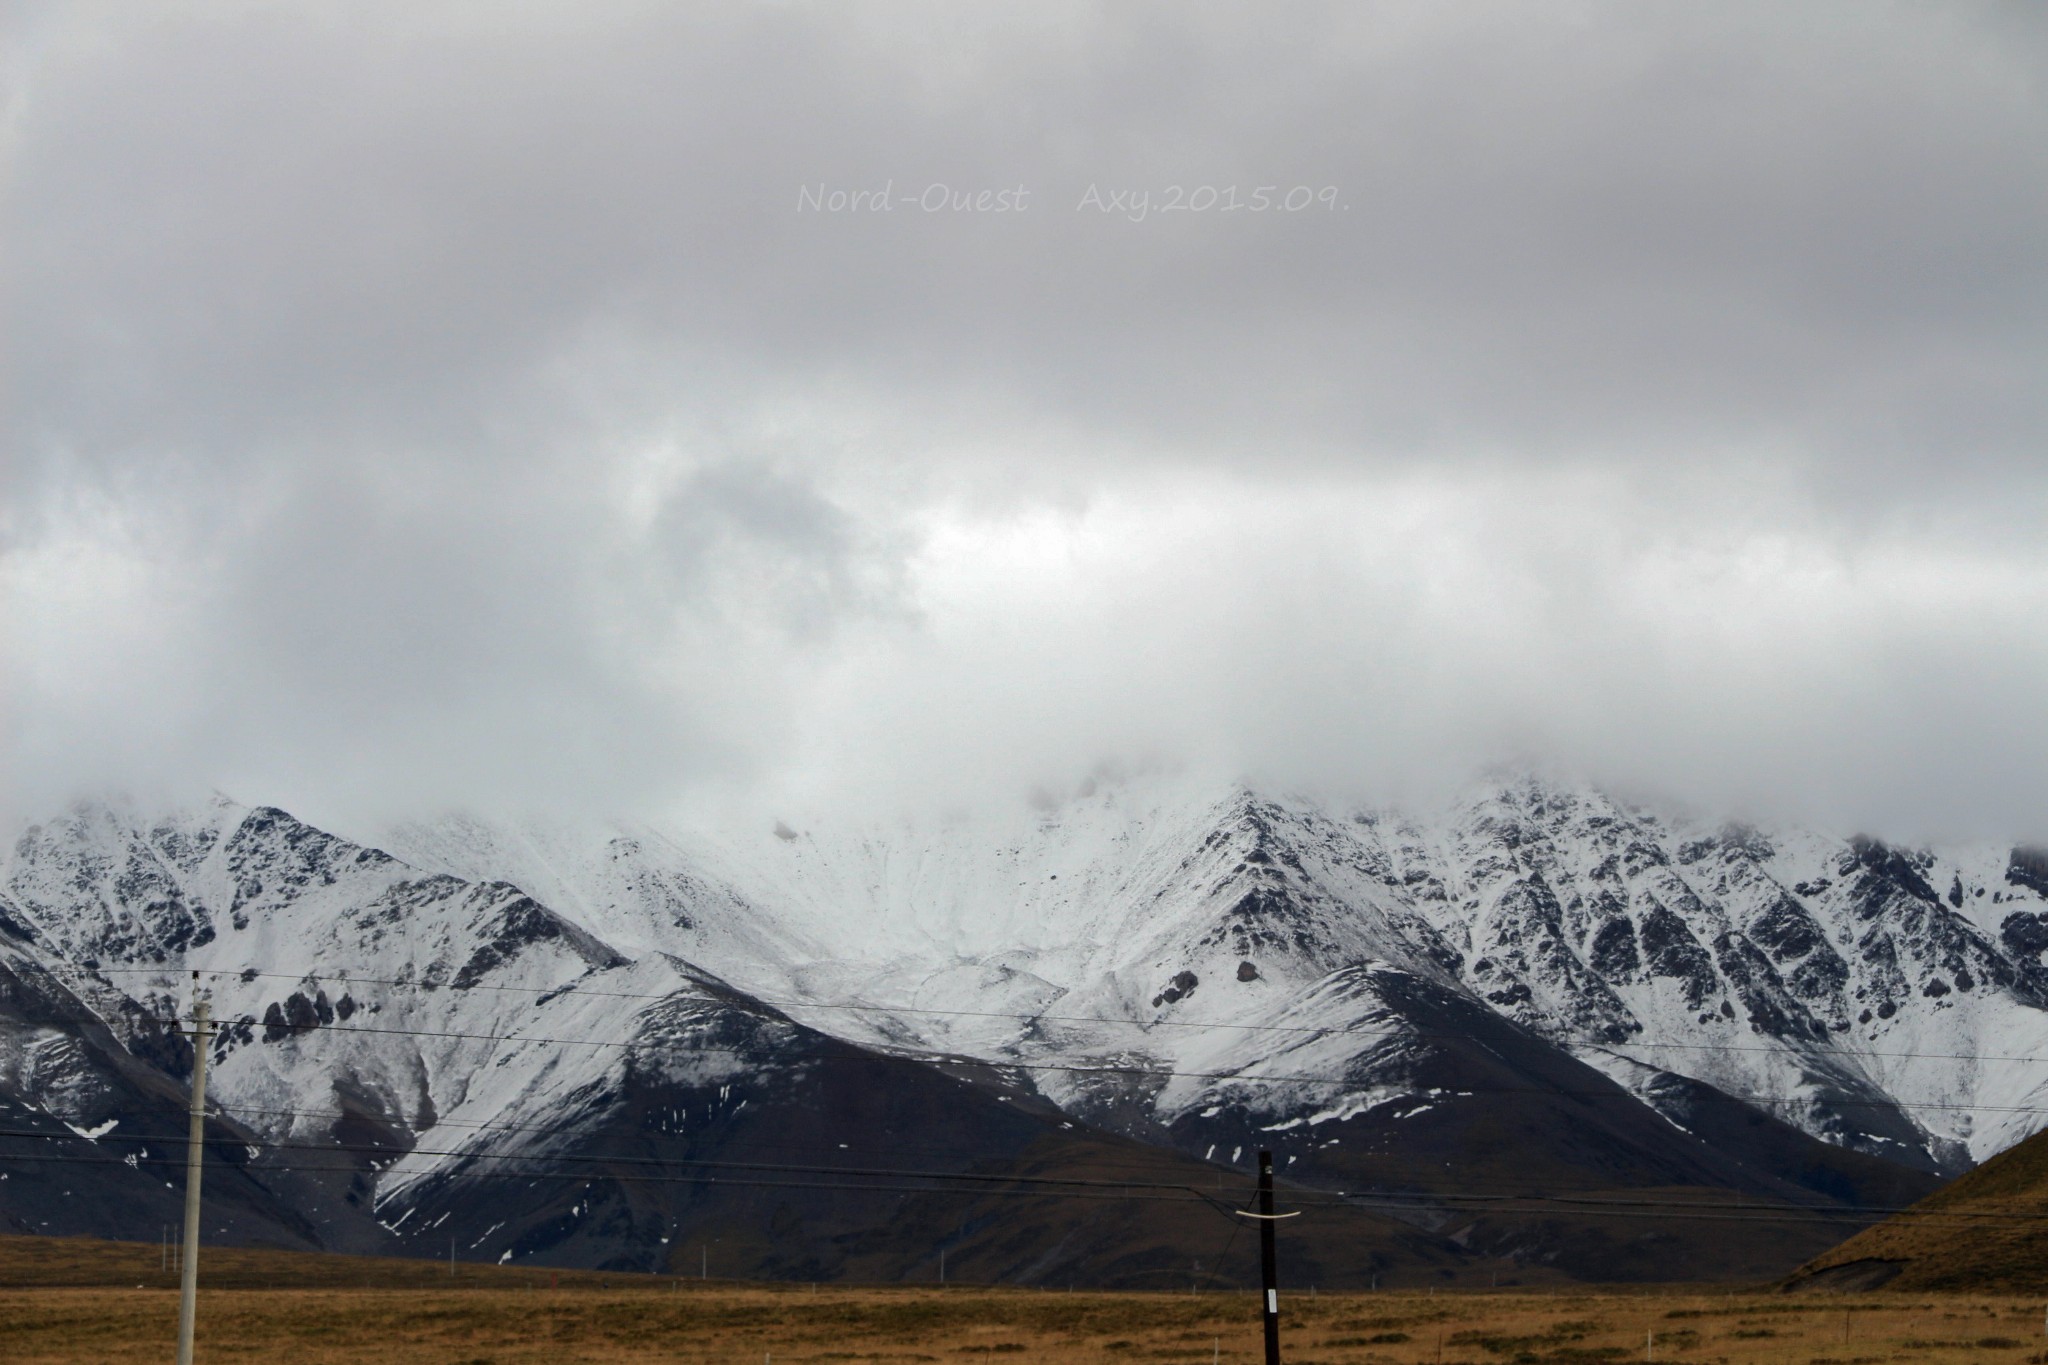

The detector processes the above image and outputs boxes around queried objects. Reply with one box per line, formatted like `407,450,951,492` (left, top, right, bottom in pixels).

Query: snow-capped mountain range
2,773,2044,1282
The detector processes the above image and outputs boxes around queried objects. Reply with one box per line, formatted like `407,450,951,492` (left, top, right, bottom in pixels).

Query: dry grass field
7,1236,2048,1365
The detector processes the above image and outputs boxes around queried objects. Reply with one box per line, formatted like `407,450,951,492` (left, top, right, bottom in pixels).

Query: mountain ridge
2,773,2041,1282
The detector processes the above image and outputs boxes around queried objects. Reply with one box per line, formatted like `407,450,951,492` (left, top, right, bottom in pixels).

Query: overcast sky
4,1,2046,839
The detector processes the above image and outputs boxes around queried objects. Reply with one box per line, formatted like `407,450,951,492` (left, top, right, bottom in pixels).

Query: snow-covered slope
378,776,2048,1174
2,774,2042,1279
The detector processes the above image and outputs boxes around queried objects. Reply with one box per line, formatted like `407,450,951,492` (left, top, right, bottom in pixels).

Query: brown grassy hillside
1786,1127,2048,1292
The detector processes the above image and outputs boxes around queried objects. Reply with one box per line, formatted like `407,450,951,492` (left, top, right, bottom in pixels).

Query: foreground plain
8,1239,2048,1365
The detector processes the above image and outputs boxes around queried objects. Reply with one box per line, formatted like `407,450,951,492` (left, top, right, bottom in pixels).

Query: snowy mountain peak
3,774,2046,1277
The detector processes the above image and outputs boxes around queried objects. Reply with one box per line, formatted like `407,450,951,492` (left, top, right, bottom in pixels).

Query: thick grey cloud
4,1,2045,837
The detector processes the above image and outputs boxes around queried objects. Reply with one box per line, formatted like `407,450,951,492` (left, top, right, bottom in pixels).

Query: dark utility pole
176,995,212,1365
1258,1149,1280,1365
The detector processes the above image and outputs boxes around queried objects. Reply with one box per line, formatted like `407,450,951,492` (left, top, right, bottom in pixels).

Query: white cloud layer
4,1,2045,839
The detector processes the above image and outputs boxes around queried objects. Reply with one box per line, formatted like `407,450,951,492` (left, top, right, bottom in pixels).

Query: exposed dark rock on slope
1,777,2037,1283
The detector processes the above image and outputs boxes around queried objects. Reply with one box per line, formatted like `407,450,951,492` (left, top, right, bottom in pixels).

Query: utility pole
1258,1150,1280,1365
176,994,212,1365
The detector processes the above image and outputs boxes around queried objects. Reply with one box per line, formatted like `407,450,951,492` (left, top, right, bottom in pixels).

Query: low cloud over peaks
5,1,2046,839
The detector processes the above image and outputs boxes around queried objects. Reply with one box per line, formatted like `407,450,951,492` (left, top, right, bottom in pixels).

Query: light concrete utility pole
176,993,212,1365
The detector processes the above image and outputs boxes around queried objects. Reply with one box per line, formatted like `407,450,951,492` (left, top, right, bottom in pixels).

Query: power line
137,1008,2048,1119
0,1148,1242,1210
48,1080,1957,1203
26,938,2032,1274
96,964,2048,1069
0,1143,2027,1230
147,1099,1222,1182
11,1103,1930,1216
2,1110,2037,1225
0,1146,1893,1223
0,1124,1225,1196
0,1100,1960,1208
